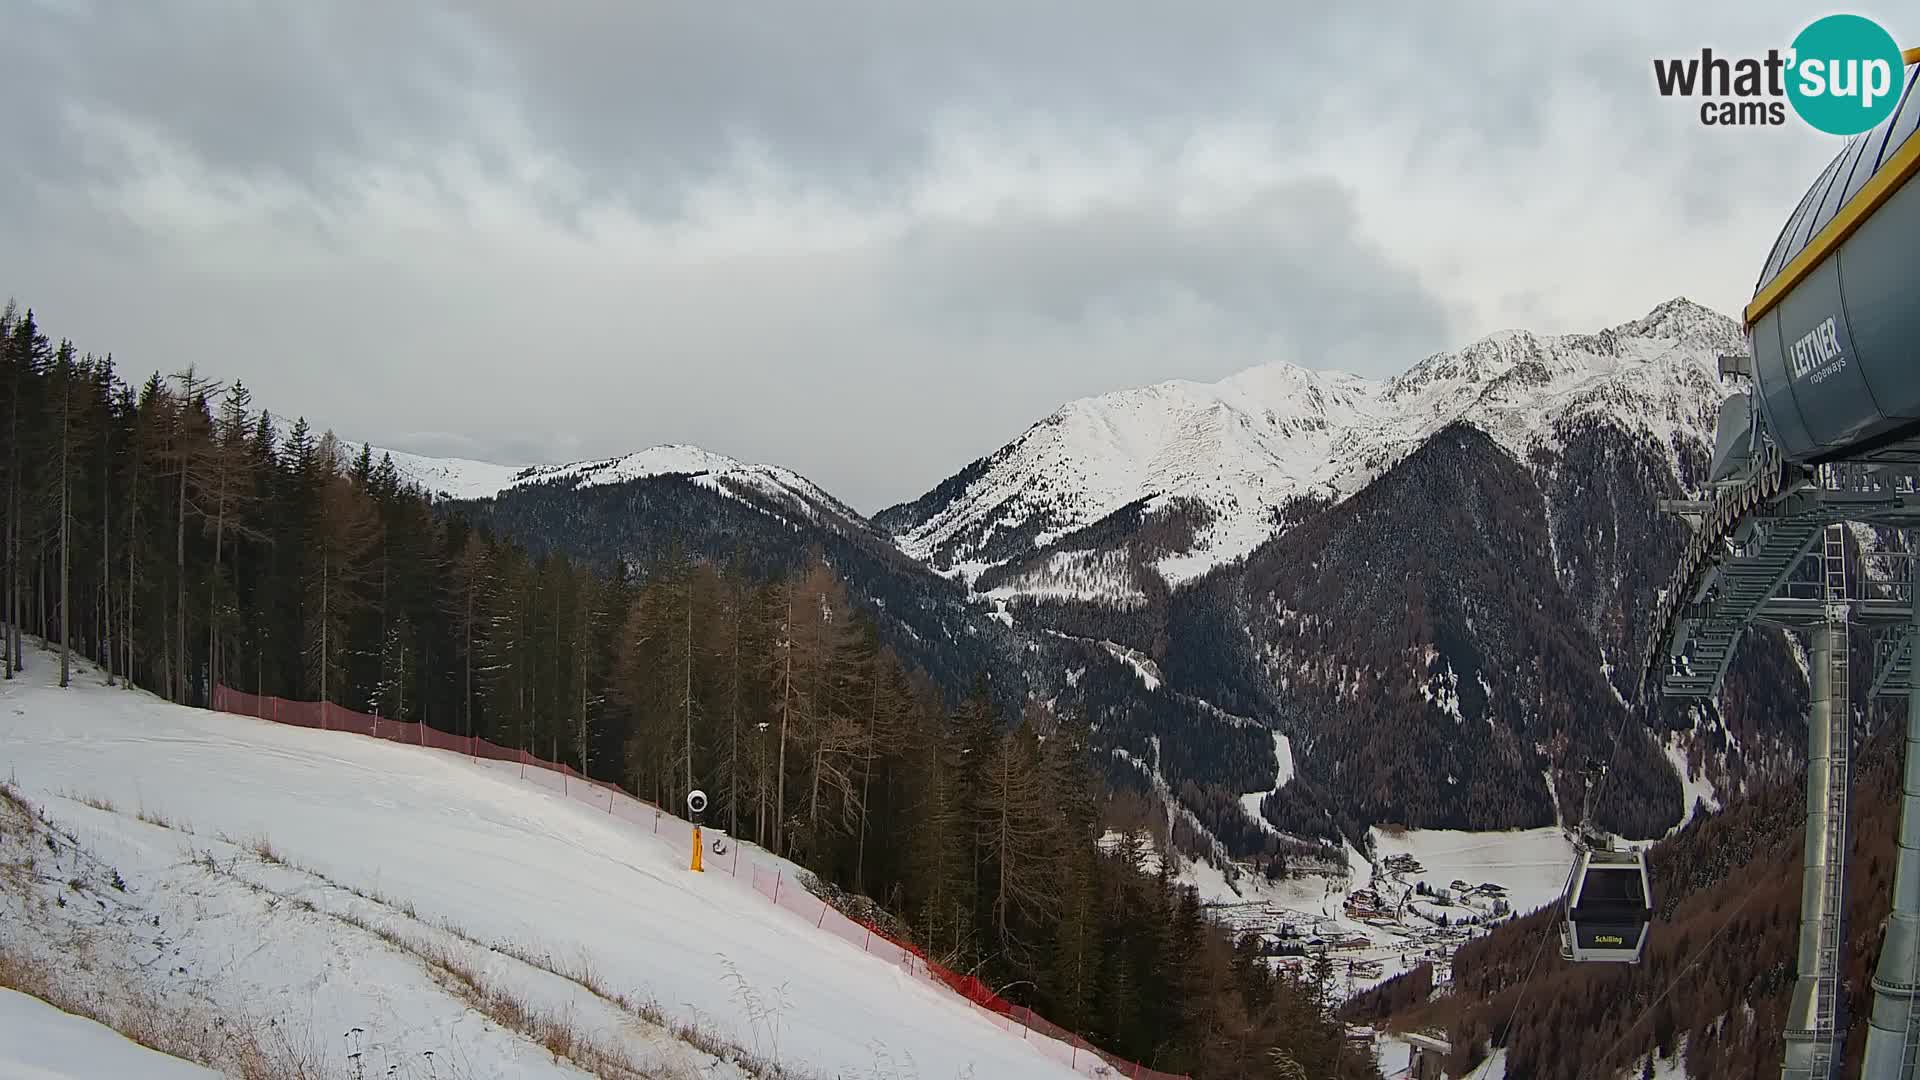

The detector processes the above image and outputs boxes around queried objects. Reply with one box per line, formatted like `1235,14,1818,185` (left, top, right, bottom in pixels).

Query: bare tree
122,378,172,690
980,727,1064,963
774,584,794,853
165,366,220,703
302,436,378,709
726,574,745,839
52,342,79,687
855,647,908,892
445,539,492,739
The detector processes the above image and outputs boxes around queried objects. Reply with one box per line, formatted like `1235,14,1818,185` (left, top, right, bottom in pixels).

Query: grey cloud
0,0,1897,511
3,1,1679,207
897,176,1458,374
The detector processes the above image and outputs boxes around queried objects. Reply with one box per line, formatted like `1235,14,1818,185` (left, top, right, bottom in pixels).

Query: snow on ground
1368,826,1574,917
1237,732,1294,837
1372,1032,1413,1079
375,442,860,528
892,299,1735,596
0,988,220,1080
0,647,1088,1080
1095,829,1165,876
1100,641,1163,691
1664,736,1720,833
375,446,533,501
1638,1037,1689,1080
981,549,1148,607
1187,825,1579,1008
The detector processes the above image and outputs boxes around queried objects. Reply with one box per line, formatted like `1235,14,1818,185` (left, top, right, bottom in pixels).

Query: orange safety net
209,686,1189,1080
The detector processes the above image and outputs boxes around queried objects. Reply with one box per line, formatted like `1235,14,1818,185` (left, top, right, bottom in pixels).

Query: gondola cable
1469,681,1648,1078
1464,884,1568,1080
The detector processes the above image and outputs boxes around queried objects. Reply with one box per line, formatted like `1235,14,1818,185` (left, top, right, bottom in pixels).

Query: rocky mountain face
385,297,1813,860
878,298,1742,600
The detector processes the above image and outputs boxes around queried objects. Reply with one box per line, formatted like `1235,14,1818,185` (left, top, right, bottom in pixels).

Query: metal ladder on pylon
1811,521,1853,1079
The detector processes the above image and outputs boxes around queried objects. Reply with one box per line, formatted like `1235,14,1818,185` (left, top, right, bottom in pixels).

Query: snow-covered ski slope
0,988,218,1079
0,650,1091,1080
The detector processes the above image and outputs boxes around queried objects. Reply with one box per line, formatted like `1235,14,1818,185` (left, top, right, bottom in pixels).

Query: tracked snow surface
886,297,1739,595
0,649,1086,1080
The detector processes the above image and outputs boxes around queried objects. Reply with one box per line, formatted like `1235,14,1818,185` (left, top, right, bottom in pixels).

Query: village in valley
1203,849,1515,997
1104,820,1568,1008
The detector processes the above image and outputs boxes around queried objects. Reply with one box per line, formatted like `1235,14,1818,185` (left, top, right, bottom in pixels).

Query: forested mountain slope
376,298,1813,856
1352,711,1905,1080
443,461,1032,720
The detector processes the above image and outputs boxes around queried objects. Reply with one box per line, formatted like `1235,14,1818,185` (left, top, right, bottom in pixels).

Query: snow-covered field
1151,819,1578,1014
0,988,219,1079
0,647,1089,1080
1367,825,1574,918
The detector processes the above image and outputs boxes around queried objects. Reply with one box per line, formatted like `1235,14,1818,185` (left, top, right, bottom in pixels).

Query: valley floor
1169,823,1574,1005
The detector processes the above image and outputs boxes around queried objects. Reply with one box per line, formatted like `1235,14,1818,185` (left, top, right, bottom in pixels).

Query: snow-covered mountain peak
886,297,1740,598
373,442,860,527
1617,295,1744,350
887,358,1386,585
513,444,751,489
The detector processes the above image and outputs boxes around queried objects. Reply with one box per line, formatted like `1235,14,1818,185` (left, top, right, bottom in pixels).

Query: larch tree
445,536,492,740
164,366,220,703
979,720,1064,966
302,435,378,710
50,341,83,687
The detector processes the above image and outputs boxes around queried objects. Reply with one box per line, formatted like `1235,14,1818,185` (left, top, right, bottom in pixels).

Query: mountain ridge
367,296,1796,854
877,297,1741,600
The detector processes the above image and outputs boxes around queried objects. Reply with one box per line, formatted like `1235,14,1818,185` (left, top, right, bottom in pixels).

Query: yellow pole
690,825,704,872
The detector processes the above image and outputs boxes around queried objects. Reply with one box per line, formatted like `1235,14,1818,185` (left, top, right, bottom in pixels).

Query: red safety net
209,686,1189,1080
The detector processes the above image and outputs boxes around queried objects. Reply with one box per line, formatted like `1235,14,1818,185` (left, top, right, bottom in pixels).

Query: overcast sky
3,1,1904,510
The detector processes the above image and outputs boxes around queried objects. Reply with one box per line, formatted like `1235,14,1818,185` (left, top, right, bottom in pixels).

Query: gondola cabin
1560,847,1652,964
